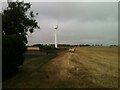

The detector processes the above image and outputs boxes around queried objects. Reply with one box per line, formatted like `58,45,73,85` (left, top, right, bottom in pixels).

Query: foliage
2,1,39,81
2,35,26,80
32,44,57,54
2,1,40,44
43,45,57,54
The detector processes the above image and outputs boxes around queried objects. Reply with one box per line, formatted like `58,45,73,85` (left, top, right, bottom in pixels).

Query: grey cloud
31,2,117,21
2,2,118,45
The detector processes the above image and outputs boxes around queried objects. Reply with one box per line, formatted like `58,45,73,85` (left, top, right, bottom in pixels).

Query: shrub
2,35,26,81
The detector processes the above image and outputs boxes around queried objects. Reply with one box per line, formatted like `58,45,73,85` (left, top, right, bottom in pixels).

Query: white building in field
27,47,40,52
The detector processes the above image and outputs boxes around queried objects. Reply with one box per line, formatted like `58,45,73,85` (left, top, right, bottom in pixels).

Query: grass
2,47,118,88
2,54,57,88
26,55,57,66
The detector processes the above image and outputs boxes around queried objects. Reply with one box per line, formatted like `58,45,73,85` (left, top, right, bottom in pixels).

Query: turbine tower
53,25,58,48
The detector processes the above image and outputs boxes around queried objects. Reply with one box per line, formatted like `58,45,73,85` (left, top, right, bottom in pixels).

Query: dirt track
40,47,118,88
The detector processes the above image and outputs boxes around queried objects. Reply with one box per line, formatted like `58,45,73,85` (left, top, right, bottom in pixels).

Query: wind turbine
53,25,58,48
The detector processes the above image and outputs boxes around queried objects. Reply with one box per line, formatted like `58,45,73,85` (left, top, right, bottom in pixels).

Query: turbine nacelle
53,25,58,29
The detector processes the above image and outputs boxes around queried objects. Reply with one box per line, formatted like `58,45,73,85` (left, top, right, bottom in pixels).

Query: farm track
3,47,118,88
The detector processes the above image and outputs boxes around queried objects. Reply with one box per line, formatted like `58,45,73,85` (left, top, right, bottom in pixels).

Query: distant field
3,47,118,88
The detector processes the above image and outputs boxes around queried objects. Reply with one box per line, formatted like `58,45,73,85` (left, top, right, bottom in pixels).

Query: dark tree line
32,44,57,55
2,1,40,81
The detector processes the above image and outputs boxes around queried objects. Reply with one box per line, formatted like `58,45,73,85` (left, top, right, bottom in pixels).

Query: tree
2,1,40,81
2,1,40,43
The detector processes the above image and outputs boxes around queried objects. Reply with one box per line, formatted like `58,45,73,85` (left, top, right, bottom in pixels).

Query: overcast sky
2,1,118,45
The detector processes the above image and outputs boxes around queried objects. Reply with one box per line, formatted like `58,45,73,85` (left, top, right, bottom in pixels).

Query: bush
2,35,26,81
43,46,57,54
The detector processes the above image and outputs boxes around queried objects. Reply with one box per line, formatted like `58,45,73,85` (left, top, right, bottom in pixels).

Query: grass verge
2,54,57,88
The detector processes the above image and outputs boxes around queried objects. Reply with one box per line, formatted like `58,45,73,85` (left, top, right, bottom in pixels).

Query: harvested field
3,47,118,88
